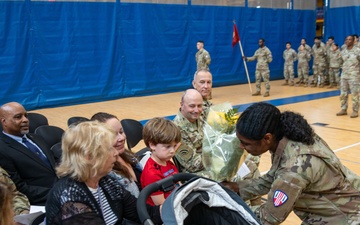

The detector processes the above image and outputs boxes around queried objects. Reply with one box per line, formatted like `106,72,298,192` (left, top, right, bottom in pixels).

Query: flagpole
233,21,252,94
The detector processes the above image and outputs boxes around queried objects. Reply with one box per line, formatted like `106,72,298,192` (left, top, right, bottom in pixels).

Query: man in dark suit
0,102,58,205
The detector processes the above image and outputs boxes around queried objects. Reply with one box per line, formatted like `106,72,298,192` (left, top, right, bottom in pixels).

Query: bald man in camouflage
173,89,262,205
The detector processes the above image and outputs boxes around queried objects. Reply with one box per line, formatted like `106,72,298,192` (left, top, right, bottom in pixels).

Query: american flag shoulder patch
273,190,288,207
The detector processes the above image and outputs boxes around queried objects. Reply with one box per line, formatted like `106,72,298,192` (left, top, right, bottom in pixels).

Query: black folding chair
50,142,62,164
27,112,49,133
35,125,65,149
67,116,89,127
120,119,144,152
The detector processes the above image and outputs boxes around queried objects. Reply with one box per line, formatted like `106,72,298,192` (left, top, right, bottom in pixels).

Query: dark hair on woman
91,112,138,180
236,102,315,145
90,112,118,122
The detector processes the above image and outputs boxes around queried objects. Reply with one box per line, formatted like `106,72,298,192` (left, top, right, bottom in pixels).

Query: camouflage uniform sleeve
293,49,297,61
205,51,211,66
266,48,273,63
357,48,360,61
175,141,204,173
238,171,274,200
247,50,258,62
0,168,30,215
338,51,344,66
173,114,205,174
255,172,307,225
306,51,311,62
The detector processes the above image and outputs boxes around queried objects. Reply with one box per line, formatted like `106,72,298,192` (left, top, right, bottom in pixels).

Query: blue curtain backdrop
324,6,360,45
0,1,315,110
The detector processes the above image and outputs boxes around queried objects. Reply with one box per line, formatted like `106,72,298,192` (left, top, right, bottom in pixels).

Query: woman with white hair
45,121,162,225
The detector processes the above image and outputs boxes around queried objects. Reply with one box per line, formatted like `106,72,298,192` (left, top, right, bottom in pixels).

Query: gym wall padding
0,1,315,110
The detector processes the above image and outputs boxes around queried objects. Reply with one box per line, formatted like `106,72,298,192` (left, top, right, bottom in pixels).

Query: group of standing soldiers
195,36,360,119
284,34,360,118
283,36,347,88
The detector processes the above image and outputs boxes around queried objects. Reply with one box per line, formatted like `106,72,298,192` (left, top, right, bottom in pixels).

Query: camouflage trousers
312,63,326,85
340,76,360,112
329,67,341,85
324,62,330,83
255,69,270,92
297,64,309,83
283,64,295,81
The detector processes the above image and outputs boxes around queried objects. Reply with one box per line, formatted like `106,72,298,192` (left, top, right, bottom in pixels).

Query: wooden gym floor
32,77,360,224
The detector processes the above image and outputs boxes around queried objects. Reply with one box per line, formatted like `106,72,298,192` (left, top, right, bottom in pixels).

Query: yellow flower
207,111,227,127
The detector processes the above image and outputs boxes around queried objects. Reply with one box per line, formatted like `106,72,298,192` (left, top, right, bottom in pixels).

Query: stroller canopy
137,173,261,225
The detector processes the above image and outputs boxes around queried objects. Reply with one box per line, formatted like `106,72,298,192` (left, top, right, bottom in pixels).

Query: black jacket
45,175,162,225
0,132,58,205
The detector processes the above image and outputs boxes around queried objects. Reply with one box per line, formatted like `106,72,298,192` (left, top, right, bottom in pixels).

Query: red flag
232,24,240,47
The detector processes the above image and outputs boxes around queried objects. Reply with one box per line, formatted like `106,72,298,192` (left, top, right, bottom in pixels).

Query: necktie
22,137,52,169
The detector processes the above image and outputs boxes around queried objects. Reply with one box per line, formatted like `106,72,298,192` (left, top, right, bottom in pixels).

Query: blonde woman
45,121,162,225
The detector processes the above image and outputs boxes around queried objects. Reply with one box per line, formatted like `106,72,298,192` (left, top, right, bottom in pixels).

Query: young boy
140,117,181,206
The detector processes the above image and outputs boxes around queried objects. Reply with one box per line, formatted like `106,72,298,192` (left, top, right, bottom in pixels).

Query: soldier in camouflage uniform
195,41,211,71
0,167,30,215
353,34,360,48
297,38,312,54
192,69,213,121
296,44,311,87
173,89,207,176
195,41,212,99
192,70,261,172
341,37,347,51
336,35,360,118
324,36,335,85
282,42,297,86
243,38,273,97
296,38,312,87
223,102,360,225
311,37,327,87
328,43,343,89
297,39,312,87
173,89,262,205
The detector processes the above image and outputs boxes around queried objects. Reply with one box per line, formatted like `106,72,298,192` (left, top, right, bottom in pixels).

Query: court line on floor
312,123,360,133
334,141,360,153
235,90,339,112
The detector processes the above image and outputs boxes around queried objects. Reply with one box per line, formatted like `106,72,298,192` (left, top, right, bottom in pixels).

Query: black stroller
137,173,261,225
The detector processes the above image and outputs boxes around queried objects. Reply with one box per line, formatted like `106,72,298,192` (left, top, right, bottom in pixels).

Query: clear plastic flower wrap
202,102,247,182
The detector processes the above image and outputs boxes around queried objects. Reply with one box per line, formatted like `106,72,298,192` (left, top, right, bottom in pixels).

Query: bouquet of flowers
202,102,248,182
